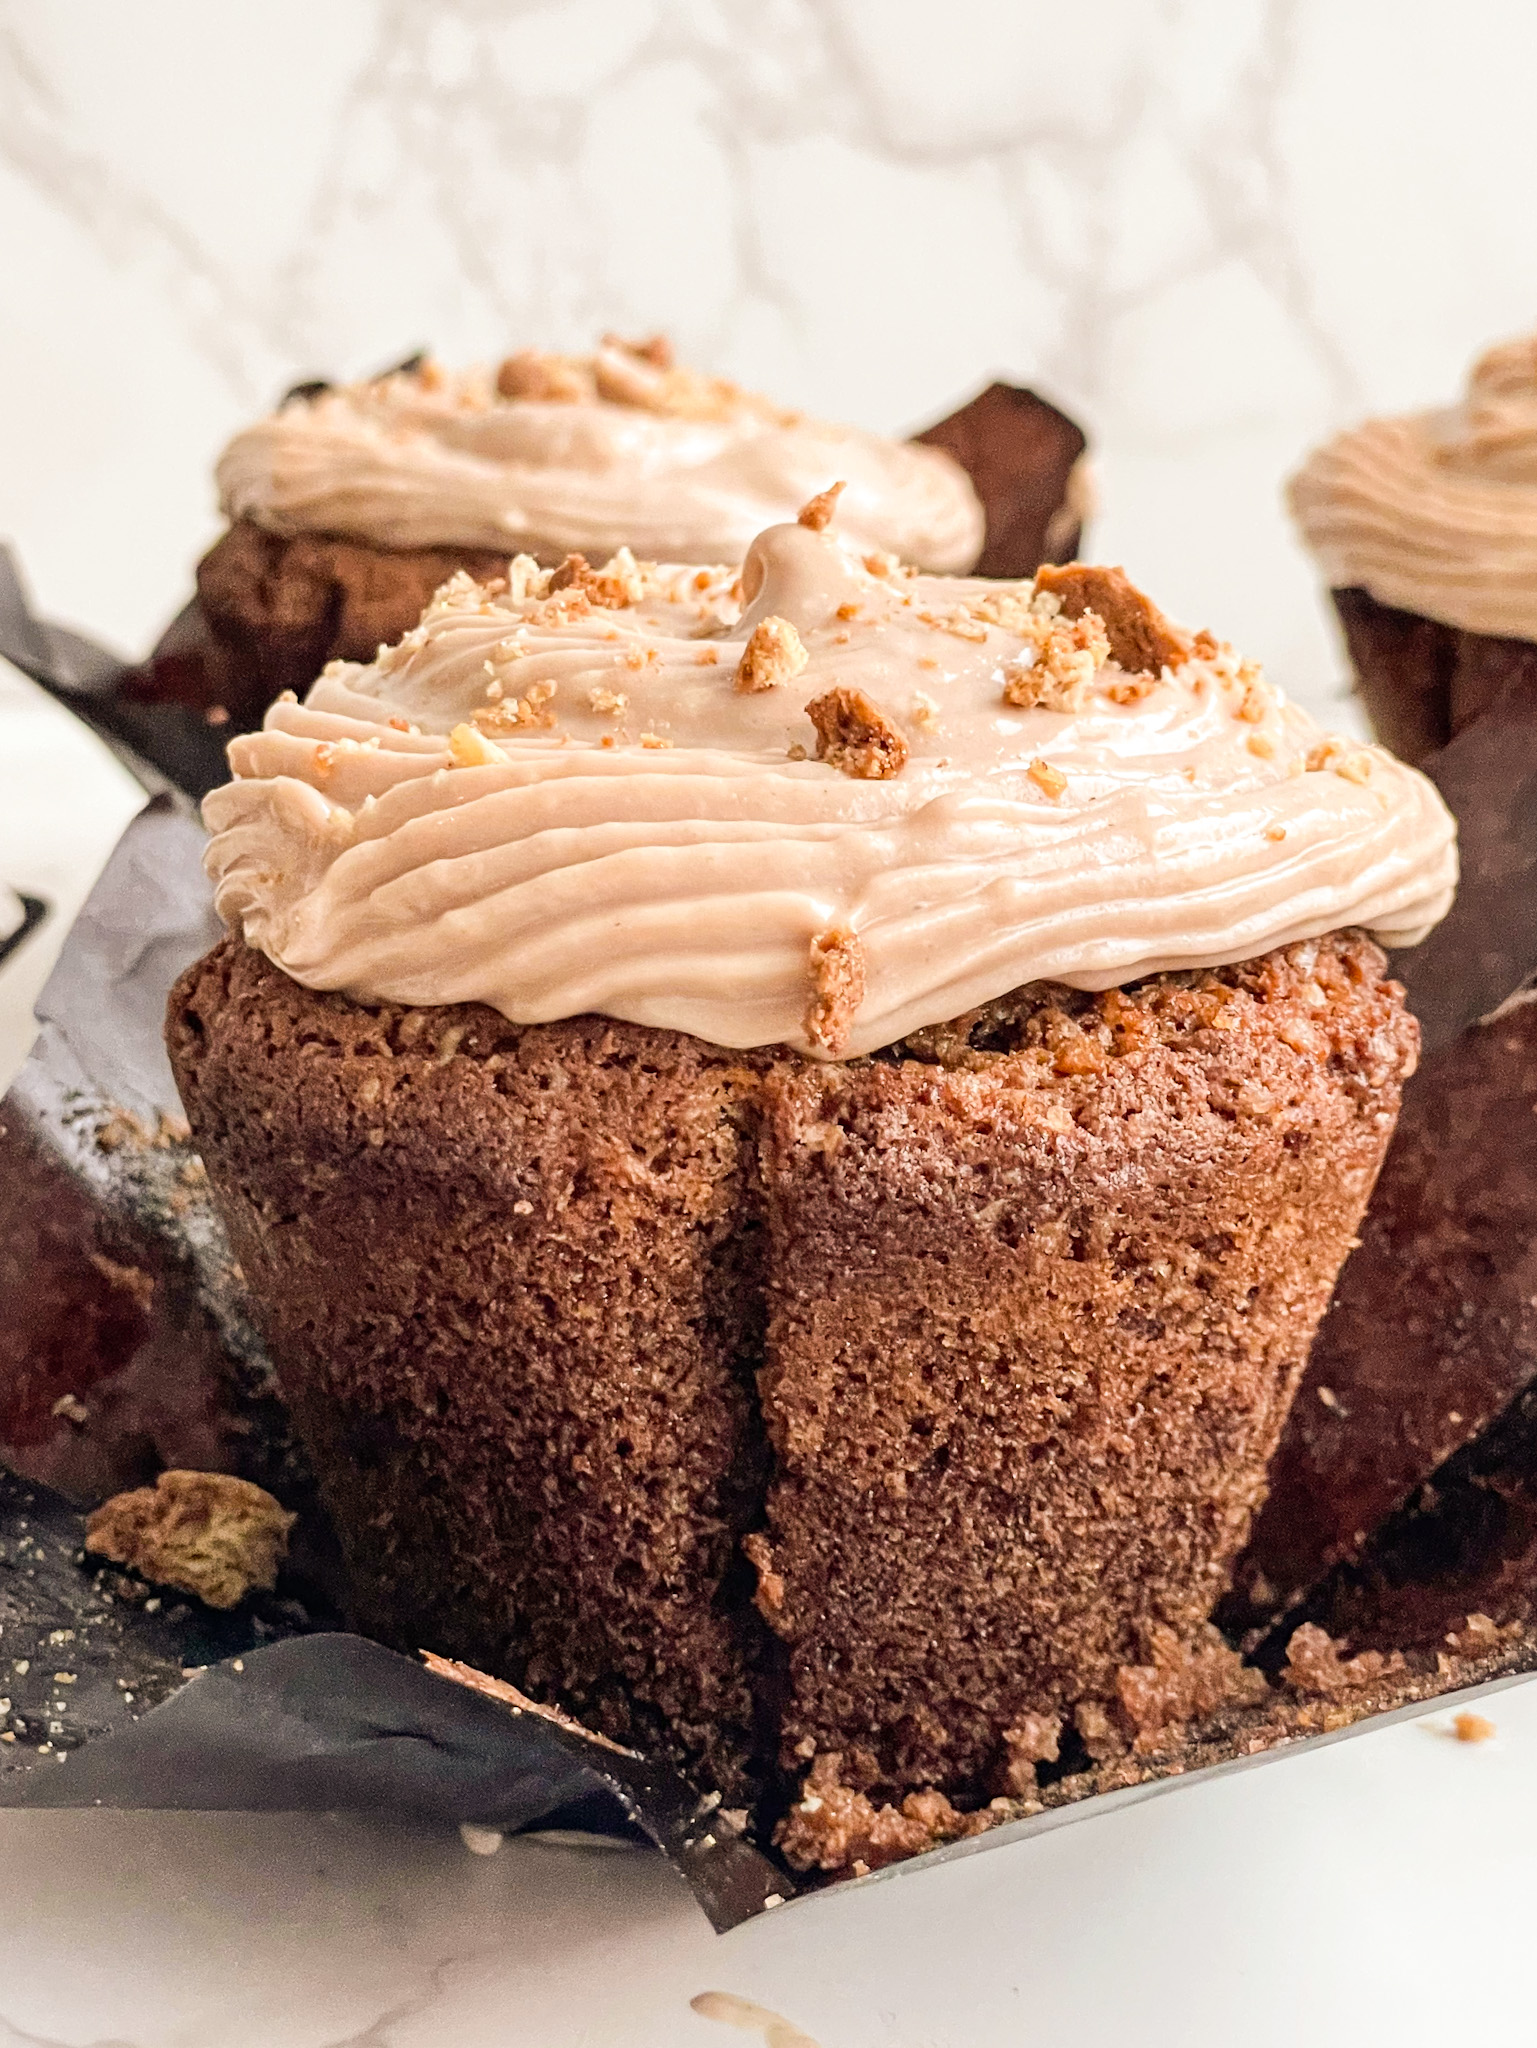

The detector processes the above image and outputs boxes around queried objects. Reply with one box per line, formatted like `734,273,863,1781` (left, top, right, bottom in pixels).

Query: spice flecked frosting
1290,332,1537,639
203,506,1457,1060
216,341,984,574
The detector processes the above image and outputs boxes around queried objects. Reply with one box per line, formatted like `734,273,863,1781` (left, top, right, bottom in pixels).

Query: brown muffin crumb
1113,1624,1268,1746
736,616,809,694
997,1711,1062,1795
775,1753,989,1874
85,1470,294,1610
1035,563,1188,676
804,928,865,1055
805,687,909,779
1282,1622,1404,1696
797,482,846,532
1452,1711,1496,1742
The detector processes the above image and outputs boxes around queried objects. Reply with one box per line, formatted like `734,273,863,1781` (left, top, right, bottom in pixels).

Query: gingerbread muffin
130,339,1085,734
1227,348,1537,1633
1289,331,1537,765
167,507,1453,1831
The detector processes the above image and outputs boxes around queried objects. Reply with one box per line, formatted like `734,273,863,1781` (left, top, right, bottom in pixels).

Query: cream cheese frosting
1290,332,1537,638
216,340,985,574
202,515,1456,1060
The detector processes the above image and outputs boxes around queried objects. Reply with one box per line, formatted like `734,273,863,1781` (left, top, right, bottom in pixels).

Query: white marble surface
2,1680,1537,2047
4,0,1537,722
6,4,1537,2039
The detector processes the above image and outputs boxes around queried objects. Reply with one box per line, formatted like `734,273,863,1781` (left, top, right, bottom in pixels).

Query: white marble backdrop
4,0,1537,720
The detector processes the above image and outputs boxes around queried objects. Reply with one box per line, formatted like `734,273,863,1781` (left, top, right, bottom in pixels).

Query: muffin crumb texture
167,930,1415,1863
84,1470,295,1610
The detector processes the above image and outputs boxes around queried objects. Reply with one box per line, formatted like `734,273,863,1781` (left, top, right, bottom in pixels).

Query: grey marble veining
5,0,1536,694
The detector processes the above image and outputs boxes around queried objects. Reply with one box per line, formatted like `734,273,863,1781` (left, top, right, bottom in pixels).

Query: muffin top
1290,332,1537,638
204,497,1455,1059
216,338,984,575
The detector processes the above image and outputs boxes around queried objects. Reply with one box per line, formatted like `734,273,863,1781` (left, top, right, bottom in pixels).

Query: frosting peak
215,343,985,574
203,524,1456,1059
1291,329,1537,636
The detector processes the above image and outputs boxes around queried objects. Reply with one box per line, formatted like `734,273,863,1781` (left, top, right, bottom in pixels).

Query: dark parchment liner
4,451,1537,1928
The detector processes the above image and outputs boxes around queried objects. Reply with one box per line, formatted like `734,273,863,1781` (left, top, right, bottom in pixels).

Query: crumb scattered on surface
690,1992,822,2047
804,686,909,779
1452,1711,1496,1743
84,1471,295,1610
448,723,510,768
1027,758,1067,800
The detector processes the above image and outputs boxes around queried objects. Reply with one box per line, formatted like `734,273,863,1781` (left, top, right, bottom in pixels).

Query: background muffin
127,339,1085,735
1289,332,1537,765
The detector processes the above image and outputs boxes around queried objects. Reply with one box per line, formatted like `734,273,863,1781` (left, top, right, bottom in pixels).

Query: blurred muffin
1290,332,1537,764
130,339,1084,734
166,507,1449,1837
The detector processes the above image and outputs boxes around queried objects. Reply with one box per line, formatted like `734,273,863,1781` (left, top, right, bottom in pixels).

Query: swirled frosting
203,520,1456,1059
1290,332,1537,637
216,342,984,573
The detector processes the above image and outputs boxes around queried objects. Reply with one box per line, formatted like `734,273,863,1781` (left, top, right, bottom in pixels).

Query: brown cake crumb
1282,1622,1404,1696
1452,1711,1496,1742
1034,563,1188,677
775,1753,989,1874
804,929,865,1055
736,616,809,694
1113,1624,1268,1746
797,482,846,532
998,1711,1061,1795
805,687,909,779
85,1471,294,1610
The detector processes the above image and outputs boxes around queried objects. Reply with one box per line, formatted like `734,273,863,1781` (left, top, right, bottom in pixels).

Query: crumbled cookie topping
805,686,909,779
1034,562,1189,677
1001,606,1111,711
736,615,810,693
805,926,865,1054
1027,758,1067,800
449,722,510,767
797,481,847,532
472,679,556,735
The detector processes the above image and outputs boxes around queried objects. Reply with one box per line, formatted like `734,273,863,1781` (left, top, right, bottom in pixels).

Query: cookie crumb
1452,1711,1496,1743
797,481,846,531
805,928,865,1055
1034,563,1188,677
805,686,909,779
736,615,809,694
1027,758,1067,800
85,1471,295,1611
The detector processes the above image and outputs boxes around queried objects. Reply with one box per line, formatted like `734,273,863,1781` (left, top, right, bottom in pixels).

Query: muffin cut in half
170,511,1453,1854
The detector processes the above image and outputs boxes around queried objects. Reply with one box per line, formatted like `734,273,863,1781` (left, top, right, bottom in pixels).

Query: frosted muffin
132,338,1090,733
166,502,1452,1836
1290,332,1537,764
